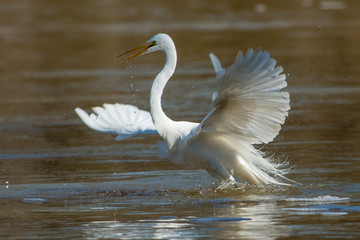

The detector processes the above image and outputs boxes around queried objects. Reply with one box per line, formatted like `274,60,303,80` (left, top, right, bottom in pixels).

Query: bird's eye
149,41,156,47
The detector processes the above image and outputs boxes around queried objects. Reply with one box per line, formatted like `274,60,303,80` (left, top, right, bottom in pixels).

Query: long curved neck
150,41,177,144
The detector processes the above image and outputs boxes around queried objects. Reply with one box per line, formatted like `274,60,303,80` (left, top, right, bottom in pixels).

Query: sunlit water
1,1,360,239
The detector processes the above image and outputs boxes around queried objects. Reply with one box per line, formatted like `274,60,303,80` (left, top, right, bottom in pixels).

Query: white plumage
75,33,292,185
75,104,156,140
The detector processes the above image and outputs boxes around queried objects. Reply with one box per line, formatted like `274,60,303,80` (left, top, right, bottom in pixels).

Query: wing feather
204,48,290,144
209,53,226,104
75,103,157,140
209,53,226,81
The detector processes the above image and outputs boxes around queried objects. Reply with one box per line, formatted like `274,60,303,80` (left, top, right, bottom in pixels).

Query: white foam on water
285,195,350,203
283,207,349,216
282,195,359,216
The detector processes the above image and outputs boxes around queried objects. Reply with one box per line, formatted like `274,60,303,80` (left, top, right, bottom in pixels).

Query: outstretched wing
203,48,290,145
181,48,291,185
75,103,157,140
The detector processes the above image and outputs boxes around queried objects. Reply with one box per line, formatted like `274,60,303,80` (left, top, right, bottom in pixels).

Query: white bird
75,33,291,185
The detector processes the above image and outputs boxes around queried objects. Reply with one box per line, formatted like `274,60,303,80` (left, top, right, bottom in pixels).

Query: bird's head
117,33,171,62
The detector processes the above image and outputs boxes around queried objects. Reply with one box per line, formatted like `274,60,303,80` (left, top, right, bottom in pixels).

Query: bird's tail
233,142,291,185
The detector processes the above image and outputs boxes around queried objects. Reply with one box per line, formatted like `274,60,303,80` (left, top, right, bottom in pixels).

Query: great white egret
75,33,291,185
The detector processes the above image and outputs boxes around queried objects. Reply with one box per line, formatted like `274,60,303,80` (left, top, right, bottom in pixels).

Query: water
1,0,360,239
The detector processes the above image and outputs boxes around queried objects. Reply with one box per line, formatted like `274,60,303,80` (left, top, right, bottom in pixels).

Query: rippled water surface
1,0,360,239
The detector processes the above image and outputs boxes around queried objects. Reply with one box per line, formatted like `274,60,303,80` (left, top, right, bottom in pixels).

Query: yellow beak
117,41,155,62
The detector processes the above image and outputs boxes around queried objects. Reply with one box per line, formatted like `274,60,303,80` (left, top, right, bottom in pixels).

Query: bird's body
75,33,291,185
